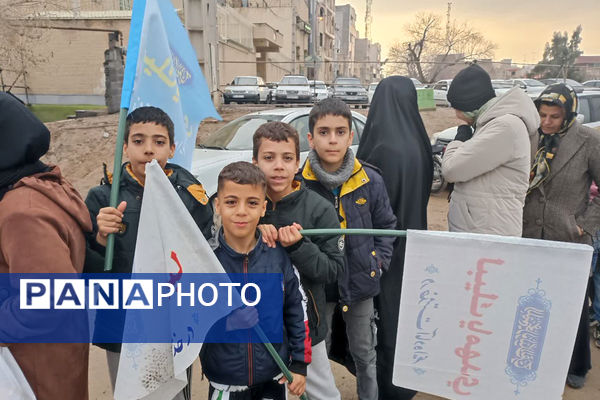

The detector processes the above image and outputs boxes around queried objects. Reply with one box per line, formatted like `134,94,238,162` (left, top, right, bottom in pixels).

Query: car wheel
224,99,230,105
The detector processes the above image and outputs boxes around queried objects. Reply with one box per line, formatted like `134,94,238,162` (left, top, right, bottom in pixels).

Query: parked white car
583,80,600,90
509,79,547,99
223,76,269,104
411,78,426,89
491,80,513,96
274,75,311,103
309,80,329,102
432,79,452,105
191,108,367,196
430,91,600,147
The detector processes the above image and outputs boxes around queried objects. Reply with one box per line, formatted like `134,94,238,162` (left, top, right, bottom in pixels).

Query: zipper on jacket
334,194,339,210
307,289,320,326
243,255,253,386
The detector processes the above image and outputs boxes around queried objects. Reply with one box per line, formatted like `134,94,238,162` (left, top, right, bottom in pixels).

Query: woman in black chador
357,76,433,400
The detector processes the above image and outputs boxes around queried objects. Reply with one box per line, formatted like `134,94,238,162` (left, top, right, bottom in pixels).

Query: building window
320,33,323,47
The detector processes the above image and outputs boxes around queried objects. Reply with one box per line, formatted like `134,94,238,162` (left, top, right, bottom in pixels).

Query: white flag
393,230,592,400
114,160,225,400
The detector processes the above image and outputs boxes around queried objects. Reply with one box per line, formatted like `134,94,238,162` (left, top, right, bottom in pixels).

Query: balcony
253,23,283,53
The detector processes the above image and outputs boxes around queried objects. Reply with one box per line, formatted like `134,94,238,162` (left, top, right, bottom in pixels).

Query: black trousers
568,289,592,377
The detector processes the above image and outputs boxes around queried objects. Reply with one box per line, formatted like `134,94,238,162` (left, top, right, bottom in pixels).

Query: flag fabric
393,230,592,400
121,0,221,169
114,160,231,400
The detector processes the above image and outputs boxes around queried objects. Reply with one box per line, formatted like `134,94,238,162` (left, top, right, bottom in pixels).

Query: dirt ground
41,105,599,399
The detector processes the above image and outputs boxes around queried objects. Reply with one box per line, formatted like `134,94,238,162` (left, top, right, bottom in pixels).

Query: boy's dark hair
309,97,353,134
125,106,175,144
253,122,300,160
218,161,267,195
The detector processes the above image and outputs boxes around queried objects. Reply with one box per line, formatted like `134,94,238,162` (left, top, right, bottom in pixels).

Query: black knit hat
447,64,496,112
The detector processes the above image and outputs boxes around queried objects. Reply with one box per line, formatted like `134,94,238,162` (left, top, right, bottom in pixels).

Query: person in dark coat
356,76,433,400
523,83,600,389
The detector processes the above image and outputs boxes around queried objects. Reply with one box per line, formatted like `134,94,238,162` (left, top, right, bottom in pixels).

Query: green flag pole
300,228,407,237
253,326,308,400
103,107,129,271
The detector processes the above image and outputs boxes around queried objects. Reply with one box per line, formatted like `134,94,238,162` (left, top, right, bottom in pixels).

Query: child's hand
279,372,306,396
258,224,278,248
225,307,258,331
95,201,127,246
278,223,303,248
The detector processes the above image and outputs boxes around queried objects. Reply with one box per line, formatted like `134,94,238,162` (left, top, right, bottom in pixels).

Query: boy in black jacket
301,98,397,400
200,161,308,400
253,122,344,399
85,106,213,398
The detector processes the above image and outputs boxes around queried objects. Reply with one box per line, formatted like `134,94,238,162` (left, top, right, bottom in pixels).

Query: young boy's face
253,138,299,201
124,122,175,181
308,114,354,172
215,181,267,243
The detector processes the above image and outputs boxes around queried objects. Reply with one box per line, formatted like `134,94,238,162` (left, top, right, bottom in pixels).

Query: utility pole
365,0,372,41
446,2,452,40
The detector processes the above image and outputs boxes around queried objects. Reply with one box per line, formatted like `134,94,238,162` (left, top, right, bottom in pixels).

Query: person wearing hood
0,92,92,399
442,64,540,236
356,76,432,400
523,83,600,389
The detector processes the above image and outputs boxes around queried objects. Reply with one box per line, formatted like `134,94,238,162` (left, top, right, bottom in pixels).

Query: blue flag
121,0,221,169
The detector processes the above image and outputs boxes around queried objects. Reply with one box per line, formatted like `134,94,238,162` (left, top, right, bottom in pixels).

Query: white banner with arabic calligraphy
393,230,592,400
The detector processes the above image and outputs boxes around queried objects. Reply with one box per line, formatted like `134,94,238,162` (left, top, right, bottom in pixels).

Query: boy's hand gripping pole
253,326,308,400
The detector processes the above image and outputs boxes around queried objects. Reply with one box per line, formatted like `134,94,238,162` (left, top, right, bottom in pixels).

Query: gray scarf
307,148,355,190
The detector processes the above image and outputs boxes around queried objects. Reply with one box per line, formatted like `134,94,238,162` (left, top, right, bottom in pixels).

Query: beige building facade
334,4,357,79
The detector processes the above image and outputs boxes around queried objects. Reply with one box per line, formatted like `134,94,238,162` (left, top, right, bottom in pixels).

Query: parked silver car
332,77,368,105
509,79,547,99
274,75,311,103
223,76,269,104
191,108,366,196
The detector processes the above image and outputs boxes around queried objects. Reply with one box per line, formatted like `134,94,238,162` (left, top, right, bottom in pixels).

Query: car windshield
336,78,361,86
198,115,285,149
369,84,378,90
410,78,424,87
281,76,308,85
522,79,545,87
234,77,257,86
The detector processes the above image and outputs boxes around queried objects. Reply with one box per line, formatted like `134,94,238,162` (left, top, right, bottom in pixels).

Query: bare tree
387,13,497,83
0,1,67,89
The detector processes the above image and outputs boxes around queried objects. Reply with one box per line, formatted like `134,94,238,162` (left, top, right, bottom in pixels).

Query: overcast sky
343,0,600,64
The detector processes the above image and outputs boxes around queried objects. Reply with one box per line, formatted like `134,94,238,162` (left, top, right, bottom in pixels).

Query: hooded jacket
84,162,213,352
200,230,310,386
442,87,540,236
0,167,92,400
260,181,344,344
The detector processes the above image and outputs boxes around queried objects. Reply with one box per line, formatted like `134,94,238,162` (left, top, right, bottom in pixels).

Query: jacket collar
267,180,303,209
216,228,264,259
544,122,586,184
302,158,370,196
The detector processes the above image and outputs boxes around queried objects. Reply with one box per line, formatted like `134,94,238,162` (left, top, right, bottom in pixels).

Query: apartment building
354,38,381,85
334,4,357,79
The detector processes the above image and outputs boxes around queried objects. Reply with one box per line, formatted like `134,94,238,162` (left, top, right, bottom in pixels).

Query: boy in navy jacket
200,161,309,400
301,98,397,400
